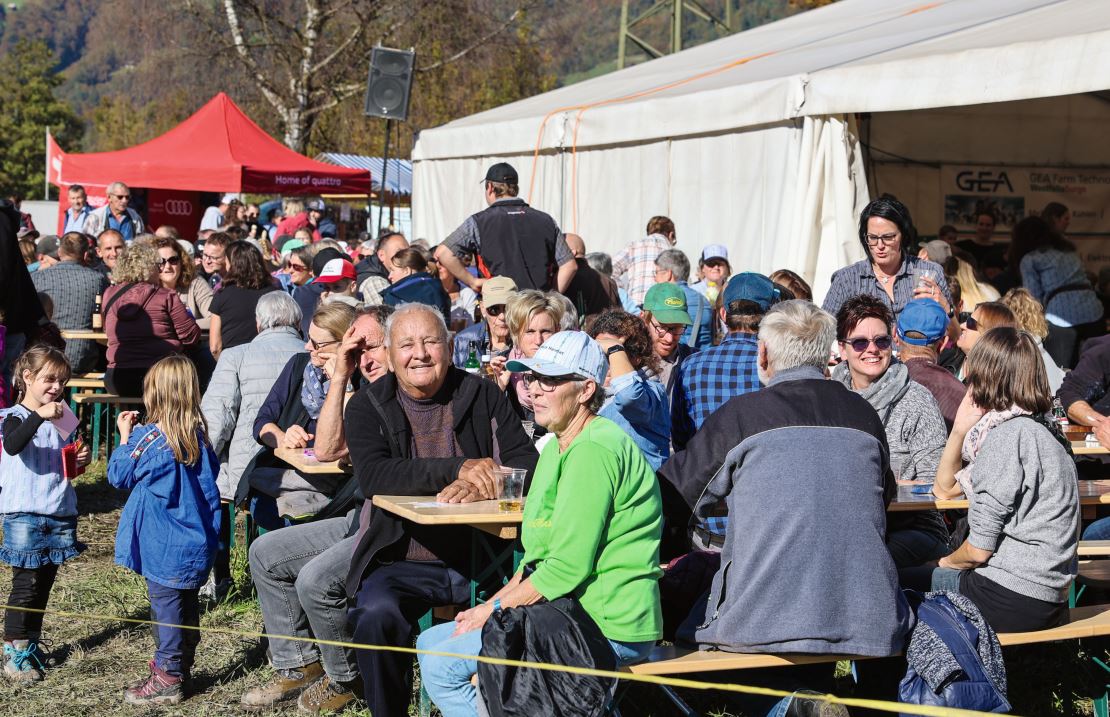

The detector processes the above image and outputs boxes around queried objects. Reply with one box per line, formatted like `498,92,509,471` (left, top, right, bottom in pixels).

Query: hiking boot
3,640,46,682
241,661,324,711
296,674,361,714
199,575,233,604
123,660,184,706
786,691,850,717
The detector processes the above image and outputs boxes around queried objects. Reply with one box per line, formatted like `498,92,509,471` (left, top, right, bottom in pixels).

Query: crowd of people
0,167,1105,715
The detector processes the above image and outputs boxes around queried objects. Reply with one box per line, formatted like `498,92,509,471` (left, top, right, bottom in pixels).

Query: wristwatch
605,344,627,357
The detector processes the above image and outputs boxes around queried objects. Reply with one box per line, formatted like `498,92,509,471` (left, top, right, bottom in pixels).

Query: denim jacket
600,369,671,470
108,424,221,590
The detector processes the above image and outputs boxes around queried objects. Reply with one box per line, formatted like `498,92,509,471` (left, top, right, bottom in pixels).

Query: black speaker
364,47,415,121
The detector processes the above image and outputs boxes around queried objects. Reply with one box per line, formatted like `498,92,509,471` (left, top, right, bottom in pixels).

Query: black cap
311,247,345,277
482,162,518,184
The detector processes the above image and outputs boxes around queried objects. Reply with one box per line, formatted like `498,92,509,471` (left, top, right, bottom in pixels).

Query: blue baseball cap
897,298,949,346
505,331,608,385
722,272,779,313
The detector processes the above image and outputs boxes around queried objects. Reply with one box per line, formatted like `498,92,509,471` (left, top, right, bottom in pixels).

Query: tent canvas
410,0,1110,301
48,93,372,196
315,154,412,197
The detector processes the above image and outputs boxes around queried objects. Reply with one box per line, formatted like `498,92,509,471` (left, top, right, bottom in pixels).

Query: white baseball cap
505,331,607,385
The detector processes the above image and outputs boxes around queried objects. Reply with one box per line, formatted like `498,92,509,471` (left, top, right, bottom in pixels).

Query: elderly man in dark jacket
658,300,913,716
344,302,538,717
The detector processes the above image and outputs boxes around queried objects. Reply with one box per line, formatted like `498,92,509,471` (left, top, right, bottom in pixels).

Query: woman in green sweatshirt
416,331,663,717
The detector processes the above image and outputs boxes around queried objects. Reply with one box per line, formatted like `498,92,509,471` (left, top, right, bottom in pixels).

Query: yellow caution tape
1,604,1013,716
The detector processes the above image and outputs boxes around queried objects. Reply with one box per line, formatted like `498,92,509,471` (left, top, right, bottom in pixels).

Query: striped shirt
821,256,951,320
0,405,78,517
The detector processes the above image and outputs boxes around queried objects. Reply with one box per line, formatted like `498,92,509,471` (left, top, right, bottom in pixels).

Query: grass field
0,462,1107,715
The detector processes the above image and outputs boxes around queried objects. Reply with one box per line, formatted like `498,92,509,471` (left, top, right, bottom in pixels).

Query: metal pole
673,0,683,54
44,127,50,200
617,0,630,69
377,118,392,236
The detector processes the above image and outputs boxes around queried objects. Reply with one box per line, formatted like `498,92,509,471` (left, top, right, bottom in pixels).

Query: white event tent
411,0,1110,301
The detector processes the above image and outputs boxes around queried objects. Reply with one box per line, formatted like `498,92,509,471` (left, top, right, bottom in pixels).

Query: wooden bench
1082,541,1110,557
72,392,143,459
618,604,1110,716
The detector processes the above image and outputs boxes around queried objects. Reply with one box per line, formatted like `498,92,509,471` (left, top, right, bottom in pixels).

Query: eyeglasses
202,253,224,262
485,305,506,317
289,262,309,272
309,338,340,351
961,314,981,331
523,372,580,393
649,319,686,338
111,193,131,200
864,232,899,246
157,256,181,267
843,335,893,352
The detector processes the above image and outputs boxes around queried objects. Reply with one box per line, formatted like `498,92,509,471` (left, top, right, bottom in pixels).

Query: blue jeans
1085,517,1110,541
416,619,655,717
147,578,200,677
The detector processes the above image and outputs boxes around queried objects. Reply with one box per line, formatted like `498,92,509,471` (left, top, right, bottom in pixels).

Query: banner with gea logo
941,165,1110,275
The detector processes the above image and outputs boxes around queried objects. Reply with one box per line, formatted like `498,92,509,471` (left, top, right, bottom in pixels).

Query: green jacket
522,417,663,642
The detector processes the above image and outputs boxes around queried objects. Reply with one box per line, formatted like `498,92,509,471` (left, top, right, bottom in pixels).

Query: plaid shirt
821,255,950,320
31,260,109,373
612,233,672,305
671,333,760,449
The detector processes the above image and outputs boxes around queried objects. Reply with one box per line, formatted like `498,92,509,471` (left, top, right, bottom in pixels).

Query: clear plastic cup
497,467,527,512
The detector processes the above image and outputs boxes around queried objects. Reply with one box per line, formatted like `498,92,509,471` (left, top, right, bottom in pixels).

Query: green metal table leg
1092,653,1110,717
417,609,434,717
91,402,102,460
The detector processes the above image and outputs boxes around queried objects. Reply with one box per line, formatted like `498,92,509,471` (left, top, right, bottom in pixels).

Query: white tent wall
412,114,868,302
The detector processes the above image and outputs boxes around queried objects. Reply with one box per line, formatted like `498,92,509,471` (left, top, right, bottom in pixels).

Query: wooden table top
1072,441,1110,456
273,446,349,475
889,479,1110,511
372,495,521,540
61,329,108,341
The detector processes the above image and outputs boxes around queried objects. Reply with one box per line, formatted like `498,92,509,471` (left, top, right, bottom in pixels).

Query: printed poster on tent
940,164,1110,277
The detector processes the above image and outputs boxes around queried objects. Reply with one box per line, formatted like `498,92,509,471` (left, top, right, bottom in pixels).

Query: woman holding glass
822,195,951,320
416,331,663,717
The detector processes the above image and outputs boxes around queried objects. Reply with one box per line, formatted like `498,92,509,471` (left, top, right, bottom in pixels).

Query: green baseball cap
643,283,692,325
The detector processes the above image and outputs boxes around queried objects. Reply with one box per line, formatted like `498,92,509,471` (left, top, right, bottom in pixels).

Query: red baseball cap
314,257,356,284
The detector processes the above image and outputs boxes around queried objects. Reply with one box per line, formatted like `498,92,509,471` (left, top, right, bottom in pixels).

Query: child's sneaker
3,640,46,682
123,660,184,706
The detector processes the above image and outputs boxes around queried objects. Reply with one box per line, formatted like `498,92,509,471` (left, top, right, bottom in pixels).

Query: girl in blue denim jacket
0,346,89,681
108,354,220,706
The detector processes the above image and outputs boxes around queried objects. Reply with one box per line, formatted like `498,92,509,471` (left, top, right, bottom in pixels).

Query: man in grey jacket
659,300,913,715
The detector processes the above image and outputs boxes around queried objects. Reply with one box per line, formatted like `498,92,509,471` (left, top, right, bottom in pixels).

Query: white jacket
201,326,306,500
85,205,145,237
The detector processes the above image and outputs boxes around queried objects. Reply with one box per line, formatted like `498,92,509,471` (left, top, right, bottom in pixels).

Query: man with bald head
92,229,126,279
561,232,620,325
86,181,145,241
357,231,409,305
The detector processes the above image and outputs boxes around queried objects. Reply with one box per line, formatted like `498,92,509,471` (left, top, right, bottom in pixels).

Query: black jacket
343,366,539,597
0,201,46,335
355,253,388,287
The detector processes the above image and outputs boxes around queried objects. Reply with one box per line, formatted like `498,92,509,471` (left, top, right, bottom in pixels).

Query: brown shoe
296,674,360,714
240,661,324,711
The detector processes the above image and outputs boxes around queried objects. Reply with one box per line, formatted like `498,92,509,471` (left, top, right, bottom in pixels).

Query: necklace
874,265,896,286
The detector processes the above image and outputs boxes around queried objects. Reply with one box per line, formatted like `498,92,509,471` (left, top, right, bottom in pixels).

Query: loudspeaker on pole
364,47,415,121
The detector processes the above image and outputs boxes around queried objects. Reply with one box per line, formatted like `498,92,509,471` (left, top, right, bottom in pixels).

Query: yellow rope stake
2,604,1009,717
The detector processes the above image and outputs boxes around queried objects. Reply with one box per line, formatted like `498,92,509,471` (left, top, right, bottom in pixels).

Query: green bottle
464,347,480,374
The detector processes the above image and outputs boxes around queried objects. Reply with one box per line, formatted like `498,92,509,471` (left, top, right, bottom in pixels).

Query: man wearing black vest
434,162,576,293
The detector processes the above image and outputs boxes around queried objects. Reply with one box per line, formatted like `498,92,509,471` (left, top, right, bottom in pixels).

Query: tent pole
377,118,392,236
44,127,50,200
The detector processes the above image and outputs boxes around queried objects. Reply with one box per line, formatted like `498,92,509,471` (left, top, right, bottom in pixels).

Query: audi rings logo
163,200,193,216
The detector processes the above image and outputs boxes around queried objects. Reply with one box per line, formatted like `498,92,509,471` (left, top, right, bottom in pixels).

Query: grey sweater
968,418,1079,603
833,362,949,542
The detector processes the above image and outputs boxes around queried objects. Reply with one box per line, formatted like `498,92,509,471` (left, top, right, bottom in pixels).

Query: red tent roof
52,93,371,195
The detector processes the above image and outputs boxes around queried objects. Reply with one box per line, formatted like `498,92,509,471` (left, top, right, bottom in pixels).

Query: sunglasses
157,256,181,267
959,313,980,331
844,335,892,352
111,193,131,200
289,262,309,272
485,305,506,317
523,372,580,393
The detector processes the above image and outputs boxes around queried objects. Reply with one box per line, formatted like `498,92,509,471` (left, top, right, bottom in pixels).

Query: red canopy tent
50,93,371,194
47,93,371,235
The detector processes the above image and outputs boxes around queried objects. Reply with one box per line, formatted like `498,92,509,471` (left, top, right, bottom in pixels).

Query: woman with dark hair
1041,201,1071,235
382,247,451,321
924,327,1078,633
832,295,949,568
1010,215,1103,368
208,240,279,357
588,309,670,469
822,195,951,320
154,237,213,330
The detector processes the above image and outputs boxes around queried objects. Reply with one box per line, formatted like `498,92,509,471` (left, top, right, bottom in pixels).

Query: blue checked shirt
821,255,950,320
671,333,760,450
